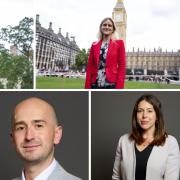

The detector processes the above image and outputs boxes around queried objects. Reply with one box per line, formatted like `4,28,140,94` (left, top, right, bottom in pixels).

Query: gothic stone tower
112,0,127,44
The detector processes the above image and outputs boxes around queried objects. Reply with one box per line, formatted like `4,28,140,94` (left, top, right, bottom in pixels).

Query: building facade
112,0,180,77
36,15,80,71
126,48,180,76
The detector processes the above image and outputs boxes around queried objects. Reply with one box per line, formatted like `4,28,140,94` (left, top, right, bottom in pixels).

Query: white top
22,159,57,180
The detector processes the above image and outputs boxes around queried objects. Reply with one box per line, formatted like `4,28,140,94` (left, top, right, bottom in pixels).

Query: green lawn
36,77,85,89
124,81,180,89
36,77,180,89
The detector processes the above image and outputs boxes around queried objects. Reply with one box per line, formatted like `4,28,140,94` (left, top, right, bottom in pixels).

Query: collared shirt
22,158,57,180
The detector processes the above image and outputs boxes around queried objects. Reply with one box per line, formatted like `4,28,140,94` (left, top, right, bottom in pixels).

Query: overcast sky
1,0,180,52
0,0,34,48
0,0,34,27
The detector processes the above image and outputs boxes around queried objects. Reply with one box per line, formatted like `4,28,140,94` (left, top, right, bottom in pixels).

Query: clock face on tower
115,13,123,22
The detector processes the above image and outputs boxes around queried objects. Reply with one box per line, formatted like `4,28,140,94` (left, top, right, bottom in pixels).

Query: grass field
36,77,85,89
36,77,180,89
125,81,180,89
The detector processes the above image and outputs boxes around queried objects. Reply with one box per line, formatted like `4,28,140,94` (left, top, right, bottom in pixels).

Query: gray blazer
112,134,180,180
12,161,82,180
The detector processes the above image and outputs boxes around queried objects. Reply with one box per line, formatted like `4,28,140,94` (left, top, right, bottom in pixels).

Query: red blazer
85,39,126,89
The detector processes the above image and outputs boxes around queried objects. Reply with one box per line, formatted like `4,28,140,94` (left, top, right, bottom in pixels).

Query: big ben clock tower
112,0,127,44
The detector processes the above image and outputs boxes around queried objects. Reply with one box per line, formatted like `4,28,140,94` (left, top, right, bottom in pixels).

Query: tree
0,17,33,60
75,49,88,71
0,53,33,89
0,17,33,89
0,44,9,54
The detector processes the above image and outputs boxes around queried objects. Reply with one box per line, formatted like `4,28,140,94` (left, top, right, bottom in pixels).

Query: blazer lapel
106,39,113,66
93,40,102,67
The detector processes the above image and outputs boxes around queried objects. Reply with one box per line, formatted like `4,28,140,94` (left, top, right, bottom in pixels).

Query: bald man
11,97,81,180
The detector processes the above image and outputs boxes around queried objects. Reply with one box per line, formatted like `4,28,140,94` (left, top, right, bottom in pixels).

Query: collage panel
0,0,34,89
92,91,180,180
0,91,88,180
35,0,180,89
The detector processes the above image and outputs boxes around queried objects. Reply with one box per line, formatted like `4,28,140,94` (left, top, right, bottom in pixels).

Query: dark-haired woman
85,17,126,89
112,94,180,180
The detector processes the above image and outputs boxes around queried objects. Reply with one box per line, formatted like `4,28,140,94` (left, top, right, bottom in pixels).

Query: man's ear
54,126,63,145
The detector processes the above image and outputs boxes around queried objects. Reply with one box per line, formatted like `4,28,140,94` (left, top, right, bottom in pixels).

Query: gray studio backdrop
92,91,180,180
0,91,88,180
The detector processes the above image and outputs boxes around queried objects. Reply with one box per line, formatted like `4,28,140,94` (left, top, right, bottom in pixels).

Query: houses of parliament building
113,0,180,77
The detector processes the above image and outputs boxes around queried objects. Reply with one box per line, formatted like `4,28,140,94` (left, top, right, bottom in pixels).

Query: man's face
11,98,62,164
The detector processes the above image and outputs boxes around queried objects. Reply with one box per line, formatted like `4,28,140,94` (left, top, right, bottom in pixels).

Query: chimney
66,32,69,39
36,14,40,21
48,22,53,32
71,36,75,42
36,14,41,26
58,28,62,34
49,22,52,29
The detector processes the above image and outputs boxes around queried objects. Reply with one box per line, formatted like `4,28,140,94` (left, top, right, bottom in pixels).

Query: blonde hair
97,17,118,40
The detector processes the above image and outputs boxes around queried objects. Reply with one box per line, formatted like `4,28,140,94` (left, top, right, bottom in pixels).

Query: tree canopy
0,17,33,59
0,17,33,89
75,48,88,71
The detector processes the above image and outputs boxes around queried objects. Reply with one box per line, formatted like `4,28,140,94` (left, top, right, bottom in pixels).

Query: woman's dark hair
129,94,167,146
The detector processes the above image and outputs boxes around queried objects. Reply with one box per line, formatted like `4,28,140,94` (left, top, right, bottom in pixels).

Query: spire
114,0,125,9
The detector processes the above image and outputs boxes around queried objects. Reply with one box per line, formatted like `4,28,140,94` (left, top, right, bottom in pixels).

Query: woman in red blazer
85,17,126,89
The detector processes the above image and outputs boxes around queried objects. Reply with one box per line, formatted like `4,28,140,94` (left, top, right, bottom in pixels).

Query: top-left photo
0,0,34,89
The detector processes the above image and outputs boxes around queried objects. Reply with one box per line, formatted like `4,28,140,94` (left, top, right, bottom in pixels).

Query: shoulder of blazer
118,133,131,144
166,135,178,146
51,161,82,180
114,39,124,47
92,40,102,46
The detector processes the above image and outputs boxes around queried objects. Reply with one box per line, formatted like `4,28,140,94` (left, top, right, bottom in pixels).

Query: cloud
149,0,180,17
0,0,34,28
23,0,180,51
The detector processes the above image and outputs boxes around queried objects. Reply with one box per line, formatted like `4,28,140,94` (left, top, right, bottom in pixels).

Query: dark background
0,91,88,180
91,91,180,180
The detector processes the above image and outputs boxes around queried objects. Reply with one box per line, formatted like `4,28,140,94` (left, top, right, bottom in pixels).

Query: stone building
36,14,80,71
112,0,180,77
126,48,180,76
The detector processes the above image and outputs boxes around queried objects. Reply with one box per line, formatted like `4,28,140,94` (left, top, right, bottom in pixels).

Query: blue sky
0,0,180,51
